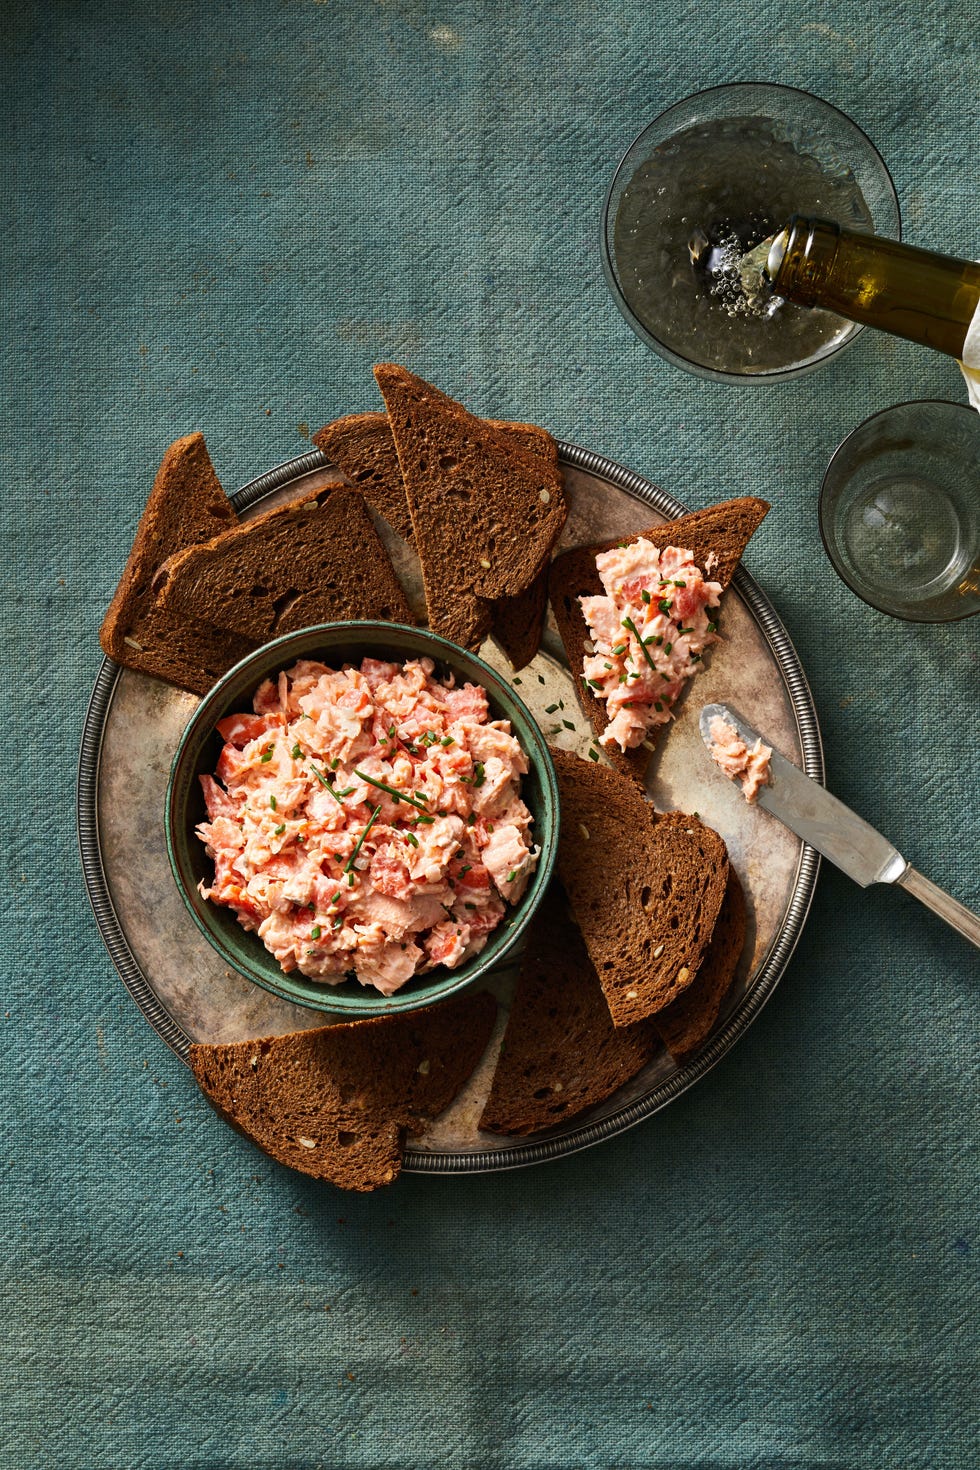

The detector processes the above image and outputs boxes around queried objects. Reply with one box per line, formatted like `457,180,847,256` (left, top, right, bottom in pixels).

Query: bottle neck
769,215,980,359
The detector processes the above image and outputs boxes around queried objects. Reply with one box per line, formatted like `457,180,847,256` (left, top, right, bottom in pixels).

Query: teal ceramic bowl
166,622,560,1015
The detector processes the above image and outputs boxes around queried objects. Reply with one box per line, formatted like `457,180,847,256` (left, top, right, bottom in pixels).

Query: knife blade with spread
699,703,980,950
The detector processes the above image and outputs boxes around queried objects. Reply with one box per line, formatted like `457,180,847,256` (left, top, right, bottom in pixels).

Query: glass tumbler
819,399,980,621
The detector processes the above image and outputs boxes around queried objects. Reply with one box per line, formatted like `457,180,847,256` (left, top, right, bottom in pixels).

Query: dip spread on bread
196,657,538,995
579,540,722,751
707,713,772,802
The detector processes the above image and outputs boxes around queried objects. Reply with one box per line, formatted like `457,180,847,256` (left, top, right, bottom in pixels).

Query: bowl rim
600,80,902,385
165,619,561,1014
818,397,980,623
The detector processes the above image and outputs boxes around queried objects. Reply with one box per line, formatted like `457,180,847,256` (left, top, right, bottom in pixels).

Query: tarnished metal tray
78,443,822,1173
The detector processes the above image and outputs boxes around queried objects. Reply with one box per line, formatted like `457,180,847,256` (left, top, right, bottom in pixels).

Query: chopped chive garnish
603,662,612,670
311,766,346,805
333,913,343,928
654,701,663,711
678,626,693,635
473,762,485,788
690,652,701,662
340,805,379,870
290,743,302,759
610,643,627,656
413,790,429,805
654,636,663,646
329,757,340,770
506,870,516,883
622,616,658,673
640,589,651,604
707,621,718,633
416,814,435,825
673,579,686,587
330,891,341,905
259,744,274,763
665,642,672,654
440,735,454,746
269,795,277,810
460,865,471,875
311,925,321,940
586,677,602,690
274,823,285,835
354,770,428,810
405,832,419,848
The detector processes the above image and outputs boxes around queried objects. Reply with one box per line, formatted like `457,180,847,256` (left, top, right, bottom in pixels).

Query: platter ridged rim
77,441,823,1174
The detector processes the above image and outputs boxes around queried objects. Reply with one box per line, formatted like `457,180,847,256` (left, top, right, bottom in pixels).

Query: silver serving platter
78,443,822,1173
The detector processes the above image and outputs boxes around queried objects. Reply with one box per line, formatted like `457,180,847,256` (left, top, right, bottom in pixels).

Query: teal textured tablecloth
4,2,978,1466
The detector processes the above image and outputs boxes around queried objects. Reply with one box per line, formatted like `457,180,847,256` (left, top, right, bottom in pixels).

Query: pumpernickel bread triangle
313,407,556,666
549,496,769,782
479,881,660,1135
153,483,414,646
99,433,254,692
373,365,567,640
190,990,497,1191
312,412,416,541
653,867,747,1062
550,747,729,1027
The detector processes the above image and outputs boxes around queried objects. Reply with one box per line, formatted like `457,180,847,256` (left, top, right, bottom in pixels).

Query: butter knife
699,703,980,950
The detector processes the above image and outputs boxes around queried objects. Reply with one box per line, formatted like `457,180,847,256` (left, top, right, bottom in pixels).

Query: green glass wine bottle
764,217,980,357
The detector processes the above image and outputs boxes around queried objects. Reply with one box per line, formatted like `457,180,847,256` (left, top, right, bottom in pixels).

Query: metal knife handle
896,866,980,950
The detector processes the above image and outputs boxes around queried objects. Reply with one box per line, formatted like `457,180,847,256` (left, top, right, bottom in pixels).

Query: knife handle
896,866,980,951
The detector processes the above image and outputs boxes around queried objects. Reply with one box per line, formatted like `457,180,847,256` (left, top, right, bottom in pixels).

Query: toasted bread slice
312,412,416,541
548,496,770,782
550,747,729,1027
479,882,660,1135
153,484,414,645
374,365,567,631
653,867,747,1062
190,990,497,1190
99,433,250,692
312,408,556,666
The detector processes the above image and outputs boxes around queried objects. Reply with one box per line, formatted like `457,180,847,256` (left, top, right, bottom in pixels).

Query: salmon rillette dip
580,539,722,751
195,657,539,995
707,713,772,803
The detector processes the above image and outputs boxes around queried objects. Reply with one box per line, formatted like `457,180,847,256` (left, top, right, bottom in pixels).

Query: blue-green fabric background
3,2,977,1466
